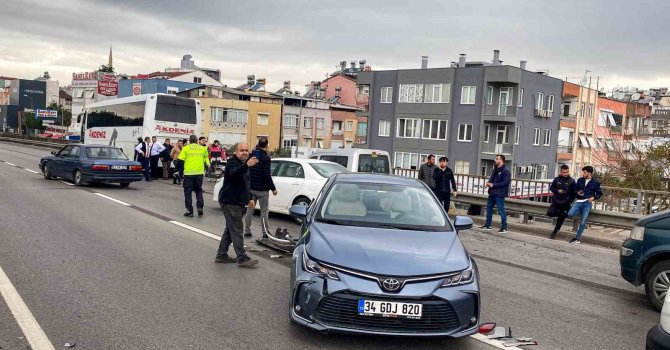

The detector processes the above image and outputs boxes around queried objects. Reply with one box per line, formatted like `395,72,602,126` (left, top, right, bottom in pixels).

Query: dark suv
620,210,670,311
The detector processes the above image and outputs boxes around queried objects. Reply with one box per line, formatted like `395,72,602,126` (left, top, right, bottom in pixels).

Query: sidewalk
455,209,629,249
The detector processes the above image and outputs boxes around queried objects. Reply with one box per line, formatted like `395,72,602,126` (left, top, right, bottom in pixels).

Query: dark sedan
288,173,479,337
39,144,144,187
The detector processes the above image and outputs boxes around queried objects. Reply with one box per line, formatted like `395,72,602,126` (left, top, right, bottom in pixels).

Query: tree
46,102,72,127
23,112,43,130
98,64,115,73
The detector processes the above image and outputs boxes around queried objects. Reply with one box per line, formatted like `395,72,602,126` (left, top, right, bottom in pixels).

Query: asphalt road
0,142,659,350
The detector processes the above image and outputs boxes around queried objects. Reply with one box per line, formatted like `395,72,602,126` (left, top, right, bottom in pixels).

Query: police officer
178,135,210,217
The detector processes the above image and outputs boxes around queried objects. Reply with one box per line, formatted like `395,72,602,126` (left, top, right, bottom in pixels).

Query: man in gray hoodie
418,154,437,191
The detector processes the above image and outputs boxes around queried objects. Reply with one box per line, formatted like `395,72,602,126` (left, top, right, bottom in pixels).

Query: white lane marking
59,181,74,186
25,169,39,174
469,333,524,349
5,162,17,166
94,193,131,206
0,264,56,350
169,221,221,241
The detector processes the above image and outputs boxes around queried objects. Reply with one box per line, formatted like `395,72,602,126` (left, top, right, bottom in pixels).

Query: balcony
609,125,623,134
557,146,574,154
481,142,513,156
653,129,670,137
332,129,343,136
483,103,518,122
534,108,553,119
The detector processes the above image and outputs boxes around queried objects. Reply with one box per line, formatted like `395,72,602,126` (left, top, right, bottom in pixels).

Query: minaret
108,46,113,69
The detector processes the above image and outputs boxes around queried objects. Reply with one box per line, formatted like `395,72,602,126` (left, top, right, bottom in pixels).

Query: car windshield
86,147,129,160
317,182,450,231
310,163,349,178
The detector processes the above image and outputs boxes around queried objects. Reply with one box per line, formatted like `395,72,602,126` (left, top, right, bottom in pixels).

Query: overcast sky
1,0,668,93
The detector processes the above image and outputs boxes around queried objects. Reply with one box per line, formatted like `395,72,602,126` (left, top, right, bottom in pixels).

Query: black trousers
551,202,572,234
173,160,184,182
150,155,160,179
183,175,204,213
435,191,451,213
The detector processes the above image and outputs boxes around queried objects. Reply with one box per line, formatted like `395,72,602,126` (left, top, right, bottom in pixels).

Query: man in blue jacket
481,155,511,233
244,137,277,239
567,166,603,244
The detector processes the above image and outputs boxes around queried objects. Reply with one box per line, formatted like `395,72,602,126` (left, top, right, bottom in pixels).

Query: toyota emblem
382,278,401,292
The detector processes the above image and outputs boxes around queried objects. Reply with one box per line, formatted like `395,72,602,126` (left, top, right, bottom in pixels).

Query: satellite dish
613,92,624,100
631,93,641,101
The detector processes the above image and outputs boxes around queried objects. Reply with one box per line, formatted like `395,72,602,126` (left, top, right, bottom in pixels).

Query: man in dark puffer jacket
244,137,277,239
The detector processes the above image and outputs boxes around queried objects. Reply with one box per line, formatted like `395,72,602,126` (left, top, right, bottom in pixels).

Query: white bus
77,94,202,159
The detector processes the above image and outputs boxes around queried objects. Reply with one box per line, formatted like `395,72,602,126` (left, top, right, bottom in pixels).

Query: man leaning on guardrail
481,154,511,234
566,166,603,244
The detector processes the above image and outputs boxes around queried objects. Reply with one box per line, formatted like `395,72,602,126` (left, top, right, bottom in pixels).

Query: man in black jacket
243,137,277,239
548,164,576,239
215,143,259,267
433,157,458,212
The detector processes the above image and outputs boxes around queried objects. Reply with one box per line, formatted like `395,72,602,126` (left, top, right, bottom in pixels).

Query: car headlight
441,264,475,287
629,226,645,241
302,251,340,280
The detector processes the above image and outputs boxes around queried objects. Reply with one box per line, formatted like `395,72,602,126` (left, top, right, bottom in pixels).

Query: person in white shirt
149,136,165,180
134,137,152,181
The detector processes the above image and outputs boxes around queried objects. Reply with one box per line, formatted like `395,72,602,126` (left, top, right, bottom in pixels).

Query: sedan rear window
318,183,451,231
310,163,349,178
86,147,129,160
358,154,389,174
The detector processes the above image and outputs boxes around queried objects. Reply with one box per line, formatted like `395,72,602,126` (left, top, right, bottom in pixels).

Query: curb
467,216,624,249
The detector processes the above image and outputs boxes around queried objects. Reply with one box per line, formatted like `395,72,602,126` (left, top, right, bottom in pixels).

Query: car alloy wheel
645,261,670,311
43,164,52,180
652,271,670,305
74,170,84,186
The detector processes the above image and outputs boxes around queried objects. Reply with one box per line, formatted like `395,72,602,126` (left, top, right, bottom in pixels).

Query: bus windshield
87,101,145,128
155,95,197,124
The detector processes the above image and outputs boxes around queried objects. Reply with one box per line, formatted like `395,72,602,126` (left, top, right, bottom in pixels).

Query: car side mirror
454,216,474,232
289,205,308,220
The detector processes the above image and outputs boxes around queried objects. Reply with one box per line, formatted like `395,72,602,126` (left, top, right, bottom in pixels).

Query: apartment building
280,95,331,150
592,97,627,172
357,51,562,179
558,82,599,176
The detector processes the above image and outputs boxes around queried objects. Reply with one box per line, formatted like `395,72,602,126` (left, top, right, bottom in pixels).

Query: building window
518,88,524,107
547,95,555,113
457,123,473,142
282,137,297,149
515,126,520,145
316,138,324,148
396,118,421,138
484,124,490,143
497,125,510,144
378,120,391,137
487,86,493,105
398,84,424,103
536,92,544,110
303,117,312,129
380,87,393,103
394,152,419,169
461,86,476,105
225,109,247,123
533,128,541,146
421,120,447,140
193,77,202,84
257,113,269,126
302,137,312,147
316,118,325,130
283,114,298,128
588,103,594,118
580,102,586,117
544,129,551,146
455,160,470,174
211,107,224,122
346,120,354,131
425,83,450,103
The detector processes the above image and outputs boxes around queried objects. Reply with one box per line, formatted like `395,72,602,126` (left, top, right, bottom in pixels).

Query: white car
213,158,349,215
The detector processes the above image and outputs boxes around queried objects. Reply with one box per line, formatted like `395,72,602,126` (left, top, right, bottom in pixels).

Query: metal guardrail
453,193,641,229
392,168,668,216
0,134,75,150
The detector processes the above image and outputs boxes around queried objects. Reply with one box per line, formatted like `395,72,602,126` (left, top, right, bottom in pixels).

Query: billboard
97,75,119,96
35,109,58,119
18,80,47,110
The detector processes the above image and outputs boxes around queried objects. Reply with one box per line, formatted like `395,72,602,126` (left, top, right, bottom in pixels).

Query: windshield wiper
372,223,416,230
317,218,346,226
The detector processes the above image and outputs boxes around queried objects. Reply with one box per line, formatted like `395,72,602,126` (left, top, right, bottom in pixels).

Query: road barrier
0,134,73,150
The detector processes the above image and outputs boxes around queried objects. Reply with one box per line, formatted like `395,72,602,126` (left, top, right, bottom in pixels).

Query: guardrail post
522,212,529,224
636,191,643,215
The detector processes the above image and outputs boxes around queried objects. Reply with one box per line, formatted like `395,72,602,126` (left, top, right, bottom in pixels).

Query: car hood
305,222,469,276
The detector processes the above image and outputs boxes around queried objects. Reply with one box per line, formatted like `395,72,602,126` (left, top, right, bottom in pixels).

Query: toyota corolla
288,173,479,337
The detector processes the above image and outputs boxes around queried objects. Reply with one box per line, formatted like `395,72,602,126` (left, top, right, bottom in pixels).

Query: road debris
64,342,76,348
269,255,282,258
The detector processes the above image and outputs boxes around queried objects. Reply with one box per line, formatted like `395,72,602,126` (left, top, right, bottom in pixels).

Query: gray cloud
1,0,668,92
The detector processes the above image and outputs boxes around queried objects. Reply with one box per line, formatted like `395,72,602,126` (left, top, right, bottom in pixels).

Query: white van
308,148,391,174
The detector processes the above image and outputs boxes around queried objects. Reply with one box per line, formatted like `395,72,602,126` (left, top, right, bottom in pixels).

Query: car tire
73,170,85,187
120,183,130,188
292,197,311,224
645,260,670,311
42,163,53,180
